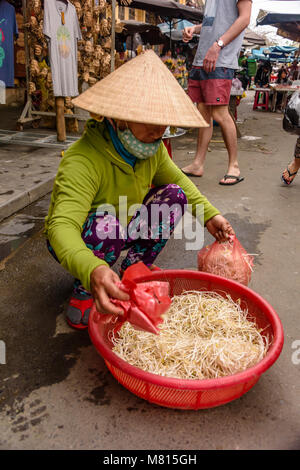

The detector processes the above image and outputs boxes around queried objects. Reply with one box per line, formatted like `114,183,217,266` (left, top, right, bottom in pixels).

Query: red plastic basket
88,270,284,410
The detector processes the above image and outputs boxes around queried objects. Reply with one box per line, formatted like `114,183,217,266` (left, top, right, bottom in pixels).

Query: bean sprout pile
112,291,270,380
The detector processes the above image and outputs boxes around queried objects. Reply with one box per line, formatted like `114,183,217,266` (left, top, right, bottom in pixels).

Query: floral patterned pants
48,184,187,294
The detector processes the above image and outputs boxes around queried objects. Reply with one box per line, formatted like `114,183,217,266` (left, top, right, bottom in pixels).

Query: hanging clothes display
0,0,18,87
43,0,82,97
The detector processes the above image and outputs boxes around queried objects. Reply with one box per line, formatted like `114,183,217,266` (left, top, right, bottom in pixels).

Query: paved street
0,93,299,450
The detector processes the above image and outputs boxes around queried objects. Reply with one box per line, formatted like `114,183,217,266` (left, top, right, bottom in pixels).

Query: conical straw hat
72,50,208,128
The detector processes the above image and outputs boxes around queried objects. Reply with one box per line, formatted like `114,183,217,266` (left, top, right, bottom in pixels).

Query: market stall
117,0,203,50
21,0,118,139
255,9,300,114
270,83,300,112
0,0,129,144
0,0,204,145
115,18,167,61
117,18,166,45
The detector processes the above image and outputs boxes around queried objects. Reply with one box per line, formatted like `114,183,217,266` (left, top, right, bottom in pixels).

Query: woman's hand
90,265,130,316
205,215,235,242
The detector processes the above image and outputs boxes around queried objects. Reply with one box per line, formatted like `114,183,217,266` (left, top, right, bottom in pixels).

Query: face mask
117,127,162,160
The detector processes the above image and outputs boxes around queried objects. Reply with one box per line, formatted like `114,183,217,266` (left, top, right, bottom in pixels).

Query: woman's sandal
282,166,298,185
66,292,94,330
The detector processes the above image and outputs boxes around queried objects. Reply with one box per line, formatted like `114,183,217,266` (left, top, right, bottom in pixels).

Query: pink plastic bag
197,236,254,286
110,262,171,335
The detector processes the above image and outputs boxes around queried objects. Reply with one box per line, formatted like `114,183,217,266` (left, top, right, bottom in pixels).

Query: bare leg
282,138,300,184
182,103,212,177
212,105,241,184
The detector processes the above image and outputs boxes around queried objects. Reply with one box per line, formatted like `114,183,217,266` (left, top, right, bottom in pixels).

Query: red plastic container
88,270,284,409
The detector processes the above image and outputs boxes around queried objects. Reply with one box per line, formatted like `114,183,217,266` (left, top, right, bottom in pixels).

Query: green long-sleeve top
44,119,220,291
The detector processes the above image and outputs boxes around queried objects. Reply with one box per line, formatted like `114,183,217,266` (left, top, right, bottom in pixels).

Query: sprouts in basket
112,291,270,380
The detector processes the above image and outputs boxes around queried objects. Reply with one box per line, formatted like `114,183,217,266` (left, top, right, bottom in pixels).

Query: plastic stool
163,139,173,159
253,89,269,111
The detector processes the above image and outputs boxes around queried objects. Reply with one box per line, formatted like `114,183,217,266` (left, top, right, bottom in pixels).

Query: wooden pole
111,0,116,72
55,97,66,142
17,0,32,130
22,0,31,113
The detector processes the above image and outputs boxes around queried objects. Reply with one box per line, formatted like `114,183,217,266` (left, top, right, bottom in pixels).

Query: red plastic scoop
91,263,171,335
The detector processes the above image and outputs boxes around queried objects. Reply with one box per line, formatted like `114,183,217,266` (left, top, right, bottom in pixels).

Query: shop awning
116,0,204,22
243,28,266,46
276,25,300,43
119,19,161,34
256,10,300,42
257,12,300,26
118,20,167,44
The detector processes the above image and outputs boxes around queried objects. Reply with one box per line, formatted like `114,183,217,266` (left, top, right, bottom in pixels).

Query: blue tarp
158,20,194,33
250,52,267,61
157,20,199,42
249,45,297,63
271,45,298,53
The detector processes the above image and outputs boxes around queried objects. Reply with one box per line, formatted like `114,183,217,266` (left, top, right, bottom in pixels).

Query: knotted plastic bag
96,262,171,335
197,236,254,286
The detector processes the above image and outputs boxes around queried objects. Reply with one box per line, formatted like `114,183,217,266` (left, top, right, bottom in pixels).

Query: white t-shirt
43,0,82,97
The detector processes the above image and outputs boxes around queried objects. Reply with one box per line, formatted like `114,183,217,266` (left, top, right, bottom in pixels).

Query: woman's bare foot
181,163,204,177
282,159,300,185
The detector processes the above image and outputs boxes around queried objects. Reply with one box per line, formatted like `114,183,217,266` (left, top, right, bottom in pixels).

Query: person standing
289,60,299,82
238,49,250,90
181,0,252,185
275,67,289,110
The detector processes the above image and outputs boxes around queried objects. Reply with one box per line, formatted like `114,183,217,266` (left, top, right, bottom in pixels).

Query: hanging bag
283,90,300,135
